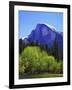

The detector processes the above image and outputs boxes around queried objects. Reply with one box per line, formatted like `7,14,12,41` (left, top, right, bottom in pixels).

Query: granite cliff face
27,24,63,49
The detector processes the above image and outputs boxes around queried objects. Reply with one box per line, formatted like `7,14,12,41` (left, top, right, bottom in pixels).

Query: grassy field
31,73,63,78
19,73,63,79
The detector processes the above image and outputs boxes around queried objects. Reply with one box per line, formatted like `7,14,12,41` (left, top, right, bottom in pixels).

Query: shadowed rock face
27,24,63,49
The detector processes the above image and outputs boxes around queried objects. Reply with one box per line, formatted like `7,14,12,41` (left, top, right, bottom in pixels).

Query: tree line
19,38,63,61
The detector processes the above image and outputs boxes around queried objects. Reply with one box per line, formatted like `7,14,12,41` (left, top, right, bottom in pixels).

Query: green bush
19,56,25,75
19,46,63,75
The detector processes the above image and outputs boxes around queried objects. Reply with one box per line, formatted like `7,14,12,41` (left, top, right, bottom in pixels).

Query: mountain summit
27,24,63,49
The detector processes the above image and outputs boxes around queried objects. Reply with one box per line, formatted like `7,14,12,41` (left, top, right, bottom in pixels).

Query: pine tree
53,37,59,60
19,39,23,54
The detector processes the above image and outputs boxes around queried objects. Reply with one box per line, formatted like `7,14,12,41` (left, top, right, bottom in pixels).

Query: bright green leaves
19,46,63,75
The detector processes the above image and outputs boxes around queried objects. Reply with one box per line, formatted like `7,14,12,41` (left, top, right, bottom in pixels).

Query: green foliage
19,56,25,75
19,46,63,75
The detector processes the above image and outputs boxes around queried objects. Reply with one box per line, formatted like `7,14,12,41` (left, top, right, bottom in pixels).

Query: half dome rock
27,24,63,49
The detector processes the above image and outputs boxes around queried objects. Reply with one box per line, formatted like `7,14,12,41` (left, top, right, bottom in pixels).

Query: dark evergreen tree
52,37,63,60
52,37,59,60
19,39,23,54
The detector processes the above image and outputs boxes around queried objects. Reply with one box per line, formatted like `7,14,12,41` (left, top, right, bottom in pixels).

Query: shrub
19,46,63,75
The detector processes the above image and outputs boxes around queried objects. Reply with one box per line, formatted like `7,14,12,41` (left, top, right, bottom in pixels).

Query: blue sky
19,10,63,38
